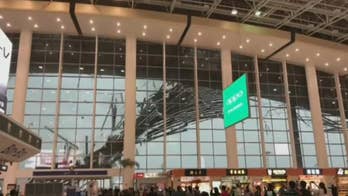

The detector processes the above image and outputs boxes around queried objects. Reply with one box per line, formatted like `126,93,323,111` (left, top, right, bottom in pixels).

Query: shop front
134,172,169,190
263,169,288,192
336,168,348,196
297,168,323,192
221,169,248,189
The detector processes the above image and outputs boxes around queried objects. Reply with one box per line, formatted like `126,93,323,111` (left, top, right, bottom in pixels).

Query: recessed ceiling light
116,22,121,27
169,28,173,32
60,25,65,29
100,68,104,72
325,62,329,66
231,9,238,15
316,52,320,57
286,54,289,57
117,29,121,34
6,22,11,27
246,39,250,43
239,45,243,49
261,49,265,53
344,67,348,72
91,27,95,31
222,35,226,39
142,32,146,36
295,48,299,52
34,24,38,28
194,38,198,43
166,35,170,39
255,10,262,17
143,25,147,29
80,67,84,70
217,42,221,46
121,69,125,73
28,16,32,21
89,19,94,24
269,43,273,47
198,32,202,36
305,58,309,62
38,65,43,69
337,57,341,62
56,18,61,22
0,15,3,19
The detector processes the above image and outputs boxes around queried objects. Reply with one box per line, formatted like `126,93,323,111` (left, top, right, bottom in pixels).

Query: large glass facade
136,41,164,172
259,59,292,168
287,64,317,167
24,34,60,168
232,54,262,168
317,71,347,167
197,49,226,168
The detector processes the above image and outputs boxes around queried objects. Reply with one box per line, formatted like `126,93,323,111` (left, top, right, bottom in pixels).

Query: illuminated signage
184,169,207,176
134,172,145,179
226,169,247,176
337,168,348,176
267,169,287,177
304,168,322,175
0,28,12,114
223,73,250,128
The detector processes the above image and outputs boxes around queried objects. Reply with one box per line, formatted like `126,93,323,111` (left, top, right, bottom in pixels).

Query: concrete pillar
193,46,201,168
282,60,298,168
304,64,329,168
2,30,32,194
122,37,137,189
221,49,238,168
90,36,98,168
162,41,167,172
334,73,348,165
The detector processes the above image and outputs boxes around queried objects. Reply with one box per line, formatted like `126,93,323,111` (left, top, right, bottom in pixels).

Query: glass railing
0,113,41,149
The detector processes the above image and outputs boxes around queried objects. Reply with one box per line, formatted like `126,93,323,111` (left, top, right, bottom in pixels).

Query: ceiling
31,0,348,45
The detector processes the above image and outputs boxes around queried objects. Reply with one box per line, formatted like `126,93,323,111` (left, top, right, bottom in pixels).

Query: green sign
223,73,249,128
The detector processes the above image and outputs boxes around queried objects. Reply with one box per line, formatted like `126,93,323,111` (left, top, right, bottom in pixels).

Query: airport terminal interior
0,0,347,195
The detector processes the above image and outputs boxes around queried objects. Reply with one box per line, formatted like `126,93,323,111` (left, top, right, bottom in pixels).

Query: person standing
299,181,311,196
282,181,298,196
221,186,229,196
318,183,328,196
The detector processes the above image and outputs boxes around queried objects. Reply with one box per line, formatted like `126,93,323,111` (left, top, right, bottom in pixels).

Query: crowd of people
81,181,337,196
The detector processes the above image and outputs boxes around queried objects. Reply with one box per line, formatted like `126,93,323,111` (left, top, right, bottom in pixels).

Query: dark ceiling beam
206,0,223,18
307,9,348,36
264,31,296,60
177,15,191,46
69,0,82,35
275,0,323,29
169,0,177,13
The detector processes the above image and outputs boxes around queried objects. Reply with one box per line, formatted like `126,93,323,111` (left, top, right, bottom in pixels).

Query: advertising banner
0,28,12,114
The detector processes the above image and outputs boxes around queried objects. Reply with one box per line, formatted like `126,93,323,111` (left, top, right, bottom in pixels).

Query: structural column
3,30,32,194
162,41,167,172
304,63,328,168
123,37,137,188
282,60,298,168
221,49,238,168
334,73,348,162
193,46,201,168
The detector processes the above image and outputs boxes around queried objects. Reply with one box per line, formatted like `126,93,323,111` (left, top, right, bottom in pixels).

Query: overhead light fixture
169,28,173,32
0,15,3,19
28,16,32,21
255,10,262,17
121,69,125,73
38,65,43,69
194,38,198,43
295,48,299,52
100,68,104,72
89,19,94,24
246,39,250,43
116,22,121,27
80,67,84,70
142,32,146,36
336,57,341,62
91,27,95,31
6,22,11,27
34,24,38,28
344,67,348,72
143,25,147,29
56,18,61,22
286,54,289,57
117,29,121,34
198,32,202,36
261,49,265,53
316,52,320,57
305,58,309,62
239,45,243,49
325,62,329,66
60,25,65,29
217,42,221,46
222,35,226,39
231,9,238,15
166,35,170,39
269,43,273,47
